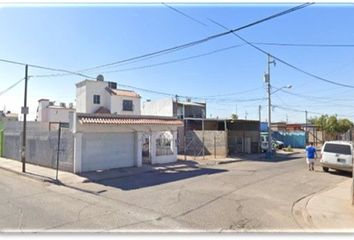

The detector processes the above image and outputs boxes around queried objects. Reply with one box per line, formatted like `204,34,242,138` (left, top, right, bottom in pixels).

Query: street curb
292,193,316,231
291,184,339,231
0,165,56,184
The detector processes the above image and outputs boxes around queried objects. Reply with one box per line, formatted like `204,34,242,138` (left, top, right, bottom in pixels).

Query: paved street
0,151,351,232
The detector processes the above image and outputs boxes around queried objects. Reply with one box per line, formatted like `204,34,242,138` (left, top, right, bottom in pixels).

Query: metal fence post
56,122,62,181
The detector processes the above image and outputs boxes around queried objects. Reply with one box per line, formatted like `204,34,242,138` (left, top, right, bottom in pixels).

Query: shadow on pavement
314,169,352,178
229,151,301,163
80,160,227,191
328,170,352,178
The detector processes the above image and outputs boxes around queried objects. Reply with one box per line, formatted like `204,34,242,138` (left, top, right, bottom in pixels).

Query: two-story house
72,76,182,173
75,77,141,115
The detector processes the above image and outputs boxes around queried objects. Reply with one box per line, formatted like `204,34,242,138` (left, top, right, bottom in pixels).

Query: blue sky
0,3,354,122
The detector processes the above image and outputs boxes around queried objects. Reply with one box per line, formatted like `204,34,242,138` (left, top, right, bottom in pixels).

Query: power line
278,88,354,103
162,3,208,27
252,42,354,47
0,77,26,96
208,18,354,89
273,104,354,118
0,3,311,81
197,86,263,98
100,44,245,74
0,59,94,79
73,3,312,73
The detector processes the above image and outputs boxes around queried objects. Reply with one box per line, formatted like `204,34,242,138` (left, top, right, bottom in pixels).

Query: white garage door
81,132,135,172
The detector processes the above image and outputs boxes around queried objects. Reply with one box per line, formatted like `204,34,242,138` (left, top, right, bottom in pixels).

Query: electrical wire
252,42,354,47
197,86,263,98
162,3,208,27
0,77,26,96
0,3,311,81
72,3,313,74
208,18,354,89
100,44,245,74
0,59,94,79
273,104,354,118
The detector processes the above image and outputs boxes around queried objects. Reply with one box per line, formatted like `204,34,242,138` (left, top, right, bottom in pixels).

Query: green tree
311,114,353,140
231,113,238,120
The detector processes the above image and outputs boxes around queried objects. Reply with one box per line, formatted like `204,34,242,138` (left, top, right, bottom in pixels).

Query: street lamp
271,85,292,95
264,54,292,159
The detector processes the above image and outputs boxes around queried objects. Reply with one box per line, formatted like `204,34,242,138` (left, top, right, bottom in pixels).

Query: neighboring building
0,111,18,122
141,98,206,119
36,99,75,124
181,118,260,156
270,122,287,131
76,76,141,115
286,123,304,132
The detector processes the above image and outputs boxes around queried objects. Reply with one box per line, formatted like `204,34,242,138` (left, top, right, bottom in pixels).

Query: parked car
260,135,276,152
320,141,353,173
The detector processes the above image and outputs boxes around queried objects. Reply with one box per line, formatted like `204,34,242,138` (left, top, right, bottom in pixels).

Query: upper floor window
93,95,100,104
123,100,133,111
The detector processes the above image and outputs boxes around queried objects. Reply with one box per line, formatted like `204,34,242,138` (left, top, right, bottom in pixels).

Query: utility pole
259,105,262,153
56,122,62,181
245,110,248,120
305,110,308,144
258,105,261,123
265,54,275,159
175,94,178,118
21,65,29,173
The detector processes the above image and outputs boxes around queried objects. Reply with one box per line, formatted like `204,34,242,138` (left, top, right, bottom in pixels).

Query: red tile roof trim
79,116,183,126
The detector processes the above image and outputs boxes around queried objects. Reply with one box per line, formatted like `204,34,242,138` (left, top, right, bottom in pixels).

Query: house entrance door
142,133,151,164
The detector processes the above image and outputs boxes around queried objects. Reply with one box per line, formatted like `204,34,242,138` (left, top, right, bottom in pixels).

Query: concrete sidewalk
294,178,354,232
0,157,204,185
0,157,86,184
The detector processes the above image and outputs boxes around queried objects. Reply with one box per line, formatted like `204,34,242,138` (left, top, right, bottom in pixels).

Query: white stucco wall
75,84,86,113
141,98,173,117
47,108,75,123
110,95,141,115
36,100,50,122
76,80,110,114
151,131,178,165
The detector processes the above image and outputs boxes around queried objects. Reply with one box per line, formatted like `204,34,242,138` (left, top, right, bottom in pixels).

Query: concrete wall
3,122,74,172
185,130,227,157
141,98,173,117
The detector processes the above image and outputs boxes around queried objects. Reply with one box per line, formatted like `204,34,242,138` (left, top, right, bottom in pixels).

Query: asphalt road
0,152,351,232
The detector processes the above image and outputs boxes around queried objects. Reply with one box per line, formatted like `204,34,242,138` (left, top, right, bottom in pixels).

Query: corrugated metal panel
273,131,306,148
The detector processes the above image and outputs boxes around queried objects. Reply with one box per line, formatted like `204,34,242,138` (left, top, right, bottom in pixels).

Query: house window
156,132,173,156
123,100,133,111
93,95,100,104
